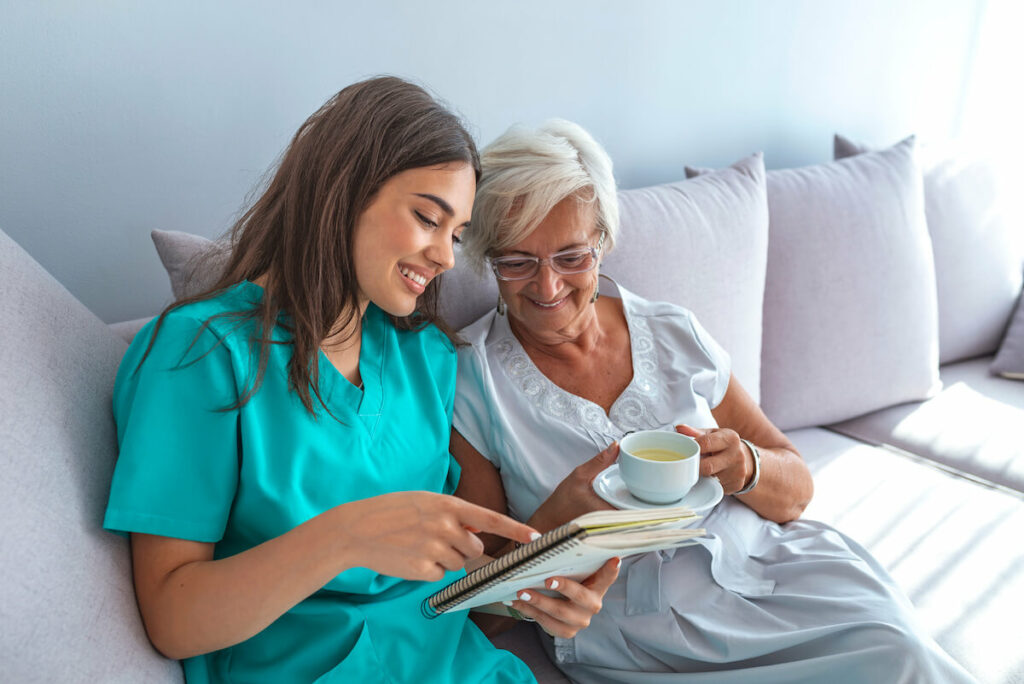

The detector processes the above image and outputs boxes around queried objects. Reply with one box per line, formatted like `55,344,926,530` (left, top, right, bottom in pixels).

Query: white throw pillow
834,134,1023,364
602,153,768,403
691,138,940,430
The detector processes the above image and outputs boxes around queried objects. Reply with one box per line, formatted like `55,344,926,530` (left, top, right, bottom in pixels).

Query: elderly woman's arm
678,374,813,523
450,430,620,639
451,430,617,555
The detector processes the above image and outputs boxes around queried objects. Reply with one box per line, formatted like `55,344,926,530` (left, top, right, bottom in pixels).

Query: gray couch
3,137,1022,683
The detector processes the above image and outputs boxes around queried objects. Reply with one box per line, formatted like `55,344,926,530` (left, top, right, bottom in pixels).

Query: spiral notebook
422,506,705,617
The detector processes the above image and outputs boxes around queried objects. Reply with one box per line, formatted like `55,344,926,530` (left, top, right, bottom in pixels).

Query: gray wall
0,0,984,323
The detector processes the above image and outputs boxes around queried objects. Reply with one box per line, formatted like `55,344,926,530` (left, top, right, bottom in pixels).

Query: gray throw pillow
690,138,941,430
834,134,1023,364
151,229,226,299
991,293,1024,379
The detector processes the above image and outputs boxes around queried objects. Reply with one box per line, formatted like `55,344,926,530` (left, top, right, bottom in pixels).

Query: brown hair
143,76,480,415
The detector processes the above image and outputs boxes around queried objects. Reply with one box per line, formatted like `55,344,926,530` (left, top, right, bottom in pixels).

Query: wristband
735,438,761,495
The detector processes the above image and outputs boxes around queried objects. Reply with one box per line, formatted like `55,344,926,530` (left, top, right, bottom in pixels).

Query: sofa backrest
0,228,183,683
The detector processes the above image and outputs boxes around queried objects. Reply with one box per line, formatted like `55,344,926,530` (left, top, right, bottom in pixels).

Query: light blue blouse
104,282,534,684
453,279,975,683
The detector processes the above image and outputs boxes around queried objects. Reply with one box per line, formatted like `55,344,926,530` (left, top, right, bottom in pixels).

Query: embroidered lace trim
495,296,663,435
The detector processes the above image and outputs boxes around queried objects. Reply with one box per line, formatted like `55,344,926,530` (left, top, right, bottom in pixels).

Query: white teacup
618,430,701,504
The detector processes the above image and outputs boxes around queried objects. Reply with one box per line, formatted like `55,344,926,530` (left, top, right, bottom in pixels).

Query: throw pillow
603,153,769,403
834,134,1023,364
690,138,940,430
151,229,226,300
991,293,1024,379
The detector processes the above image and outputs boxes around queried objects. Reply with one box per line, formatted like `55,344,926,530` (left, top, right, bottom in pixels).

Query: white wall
0,0,984,322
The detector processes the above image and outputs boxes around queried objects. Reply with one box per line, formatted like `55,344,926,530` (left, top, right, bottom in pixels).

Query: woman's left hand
675,424,755,495
504,557,620,638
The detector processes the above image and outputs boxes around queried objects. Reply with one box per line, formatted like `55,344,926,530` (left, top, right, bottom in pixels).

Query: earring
497,295,506,316
590,283,600,303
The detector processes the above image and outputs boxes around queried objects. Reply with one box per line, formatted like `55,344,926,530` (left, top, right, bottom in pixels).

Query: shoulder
455,309,504,374
617,283,726,360
129,283,261,367
457,308,500,351
618,283,700,332
391,315,459,386
393,315,456,356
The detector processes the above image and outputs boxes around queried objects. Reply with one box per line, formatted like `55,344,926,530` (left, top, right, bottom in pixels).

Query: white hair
463,119,619,273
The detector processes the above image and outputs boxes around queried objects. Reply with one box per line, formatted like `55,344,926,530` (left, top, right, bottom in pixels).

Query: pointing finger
458,501,539,546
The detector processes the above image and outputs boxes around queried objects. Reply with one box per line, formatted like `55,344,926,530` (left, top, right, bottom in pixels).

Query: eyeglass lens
493,248,597,279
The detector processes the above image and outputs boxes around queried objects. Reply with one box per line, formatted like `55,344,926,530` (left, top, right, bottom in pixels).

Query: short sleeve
452,344,501,468
104,313,241,542
687,312,732,408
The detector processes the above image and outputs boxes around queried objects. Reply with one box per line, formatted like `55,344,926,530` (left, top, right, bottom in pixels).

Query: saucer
593,464,724,514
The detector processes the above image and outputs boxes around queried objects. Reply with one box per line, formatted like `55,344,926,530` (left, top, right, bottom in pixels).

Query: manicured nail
502,600,513,606
529,532,541,541
519,592,532,602
548,579,559,590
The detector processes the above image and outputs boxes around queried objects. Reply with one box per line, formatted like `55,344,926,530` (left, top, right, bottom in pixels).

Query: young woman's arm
132,492,537,659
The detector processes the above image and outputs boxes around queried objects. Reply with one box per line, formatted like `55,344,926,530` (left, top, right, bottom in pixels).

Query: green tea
631,448,688,462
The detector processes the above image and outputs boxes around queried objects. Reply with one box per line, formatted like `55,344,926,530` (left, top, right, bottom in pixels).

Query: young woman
103,78,617,683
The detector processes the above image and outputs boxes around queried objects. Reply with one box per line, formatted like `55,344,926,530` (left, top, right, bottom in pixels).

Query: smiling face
351,162,476,317
497,195,603,343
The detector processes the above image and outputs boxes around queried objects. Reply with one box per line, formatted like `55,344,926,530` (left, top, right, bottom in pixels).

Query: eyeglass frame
488,231,607,281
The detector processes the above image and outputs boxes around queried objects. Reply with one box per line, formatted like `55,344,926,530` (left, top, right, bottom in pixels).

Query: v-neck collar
234,281,387,434
319,304,386,434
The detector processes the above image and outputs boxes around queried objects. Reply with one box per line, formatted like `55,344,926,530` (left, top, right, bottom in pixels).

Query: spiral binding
421,521,584,619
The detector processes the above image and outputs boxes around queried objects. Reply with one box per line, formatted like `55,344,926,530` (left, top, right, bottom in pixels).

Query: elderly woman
450,119,976,683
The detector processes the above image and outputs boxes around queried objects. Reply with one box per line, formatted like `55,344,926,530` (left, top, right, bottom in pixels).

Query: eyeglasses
489,232,606,281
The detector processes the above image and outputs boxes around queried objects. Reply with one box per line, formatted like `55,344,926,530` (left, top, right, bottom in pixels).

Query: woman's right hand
527,442,618,533
334,492,539,582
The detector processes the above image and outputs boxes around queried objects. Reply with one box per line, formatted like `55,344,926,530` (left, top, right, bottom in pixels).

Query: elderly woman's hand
505,557,620,638
675,424,755,495
526,442,618,533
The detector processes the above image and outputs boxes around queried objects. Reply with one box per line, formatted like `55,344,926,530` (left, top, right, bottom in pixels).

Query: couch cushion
0,228,183,682
603,154,769,402
827,356,1024,492
835,134,1023,364
991,291,1024,379
788,427,1024,684
693,139,940,430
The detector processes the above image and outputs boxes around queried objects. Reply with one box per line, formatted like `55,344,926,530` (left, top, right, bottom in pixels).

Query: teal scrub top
104,282,535,684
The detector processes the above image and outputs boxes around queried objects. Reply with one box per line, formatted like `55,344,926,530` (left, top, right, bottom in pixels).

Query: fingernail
502,600,513,606
519,592,532,602
529,532,541,541
549,579,559,590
